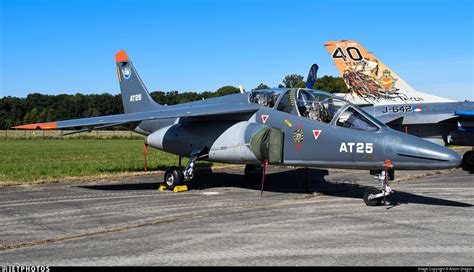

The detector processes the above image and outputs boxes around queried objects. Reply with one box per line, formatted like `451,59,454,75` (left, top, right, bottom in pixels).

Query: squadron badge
377,69,397,93
122,67,131,80
293,129,304,143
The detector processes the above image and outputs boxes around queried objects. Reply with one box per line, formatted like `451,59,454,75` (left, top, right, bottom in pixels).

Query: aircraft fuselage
137,90,461,171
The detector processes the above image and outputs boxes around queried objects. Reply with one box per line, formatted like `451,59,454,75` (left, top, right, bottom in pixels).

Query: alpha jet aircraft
13,50,462,205
324,40,474,171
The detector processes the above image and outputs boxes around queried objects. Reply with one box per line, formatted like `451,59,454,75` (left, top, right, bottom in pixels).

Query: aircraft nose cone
394,134,462,169
426,145,462,168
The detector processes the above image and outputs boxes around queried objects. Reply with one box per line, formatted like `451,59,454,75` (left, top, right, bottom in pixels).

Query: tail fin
305,64,319,89
115,50,162,113
324,40,453,104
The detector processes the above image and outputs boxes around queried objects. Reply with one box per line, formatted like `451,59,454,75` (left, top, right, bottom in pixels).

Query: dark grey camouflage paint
140,89,461,171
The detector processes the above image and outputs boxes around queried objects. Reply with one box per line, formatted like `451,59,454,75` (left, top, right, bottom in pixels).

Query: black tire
462,151,474,171
363,187,382,206
244,164,263,182
164,167,184,191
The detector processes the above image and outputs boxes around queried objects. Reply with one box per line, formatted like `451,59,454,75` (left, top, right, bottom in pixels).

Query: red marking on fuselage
312,130,322,140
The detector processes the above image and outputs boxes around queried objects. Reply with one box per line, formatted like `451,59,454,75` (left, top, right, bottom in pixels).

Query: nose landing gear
364,160,395,206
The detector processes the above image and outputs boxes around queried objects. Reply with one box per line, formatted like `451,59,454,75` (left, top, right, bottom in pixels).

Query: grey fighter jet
13,50,462,206
324,40,474,171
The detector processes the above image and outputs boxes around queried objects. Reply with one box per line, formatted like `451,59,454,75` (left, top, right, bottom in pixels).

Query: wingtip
12,122,57,130
115,50,129,63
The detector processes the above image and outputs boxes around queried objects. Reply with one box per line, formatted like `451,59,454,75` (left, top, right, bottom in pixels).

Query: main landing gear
462,150,474,172
163,167,184,191
163,147,208,191
364,160,395,206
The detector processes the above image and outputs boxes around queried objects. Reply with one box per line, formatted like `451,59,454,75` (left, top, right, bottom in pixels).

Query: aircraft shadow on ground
80,167,472,208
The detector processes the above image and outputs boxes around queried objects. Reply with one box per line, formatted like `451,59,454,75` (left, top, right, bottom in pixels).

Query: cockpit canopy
249,88,384,132
248,89,280,109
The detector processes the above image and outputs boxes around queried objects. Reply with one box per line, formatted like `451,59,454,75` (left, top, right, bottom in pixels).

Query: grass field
0,139,225,185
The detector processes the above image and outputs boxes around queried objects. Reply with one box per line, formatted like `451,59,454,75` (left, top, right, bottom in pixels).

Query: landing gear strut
163,147,208,191
364,160,395,206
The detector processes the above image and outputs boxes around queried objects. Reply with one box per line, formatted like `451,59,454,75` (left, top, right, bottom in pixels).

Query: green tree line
0,75,347,129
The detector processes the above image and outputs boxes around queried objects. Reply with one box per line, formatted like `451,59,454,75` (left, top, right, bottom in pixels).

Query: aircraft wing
12,103,260,131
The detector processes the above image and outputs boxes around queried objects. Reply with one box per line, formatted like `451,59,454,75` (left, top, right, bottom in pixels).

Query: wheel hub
367,193,376,201
166,173,174,186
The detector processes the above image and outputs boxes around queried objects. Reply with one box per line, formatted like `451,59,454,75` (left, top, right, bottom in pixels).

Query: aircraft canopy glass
248,90,281,109
249,88,384,132
335,106,380,132
295,89,346,124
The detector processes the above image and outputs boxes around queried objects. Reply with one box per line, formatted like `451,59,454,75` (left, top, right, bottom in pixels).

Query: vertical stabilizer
324,40,454,104
115,50,162,113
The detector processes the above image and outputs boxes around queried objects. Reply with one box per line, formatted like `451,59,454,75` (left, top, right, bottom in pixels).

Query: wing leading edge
12,103,260,131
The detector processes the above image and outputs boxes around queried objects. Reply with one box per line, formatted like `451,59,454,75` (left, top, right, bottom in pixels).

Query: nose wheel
363,176,394,206
363,187,383,206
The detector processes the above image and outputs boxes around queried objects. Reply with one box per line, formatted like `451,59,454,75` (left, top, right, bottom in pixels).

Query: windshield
295,89,347,123
336,106,380,132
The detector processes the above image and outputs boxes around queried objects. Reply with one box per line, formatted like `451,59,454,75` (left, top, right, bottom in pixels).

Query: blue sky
1,0,473,100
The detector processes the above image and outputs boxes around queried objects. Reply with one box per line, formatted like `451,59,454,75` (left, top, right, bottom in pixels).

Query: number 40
332,46,363,61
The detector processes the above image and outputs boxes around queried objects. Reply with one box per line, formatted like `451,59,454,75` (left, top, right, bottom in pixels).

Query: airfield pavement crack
0,213,206,251
0,199,279,251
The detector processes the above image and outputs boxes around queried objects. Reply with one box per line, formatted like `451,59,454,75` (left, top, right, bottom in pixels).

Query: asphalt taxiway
0,166,473,266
